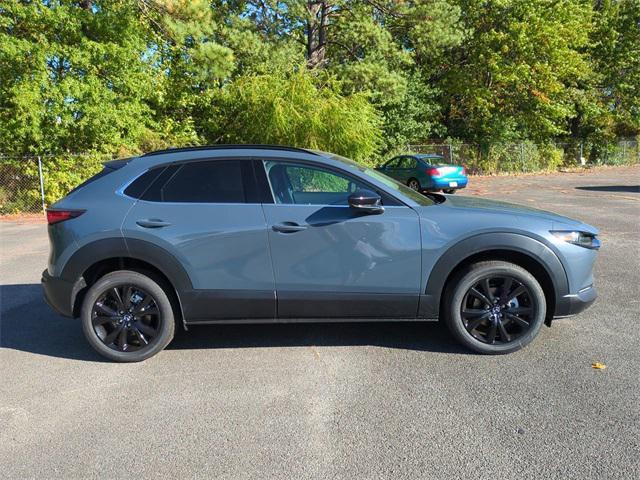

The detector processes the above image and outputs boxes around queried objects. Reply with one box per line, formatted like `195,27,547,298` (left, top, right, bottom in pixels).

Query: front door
260,160,422,319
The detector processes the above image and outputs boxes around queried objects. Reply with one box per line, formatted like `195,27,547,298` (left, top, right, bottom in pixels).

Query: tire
407,178,421,191
443,261,546,354
443,189,456,194
81,270,175,362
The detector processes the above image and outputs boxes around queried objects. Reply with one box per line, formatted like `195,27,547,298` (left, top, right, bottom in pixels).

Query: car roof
388,153,444,162
128,144,374,179
141,144,320,158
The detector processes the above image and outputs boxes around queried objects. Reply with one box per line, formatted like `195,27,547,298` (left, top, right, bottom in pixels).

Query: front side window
265,161,368,205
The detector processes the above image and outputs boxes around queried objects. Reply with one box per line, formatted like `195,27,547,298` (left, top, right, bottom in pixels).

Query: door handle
272,222,307,233
136,219,171,228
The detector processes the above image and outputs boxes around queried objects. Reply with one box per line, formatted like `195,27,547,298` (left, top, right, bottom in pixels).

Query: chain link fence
407,139,639,174
1,140,639,214
0,155,44,214
0,153,109,214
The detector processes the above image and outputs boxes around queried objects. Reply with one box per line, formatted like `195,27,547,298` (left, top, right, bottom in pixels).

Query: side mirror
348,189,384,214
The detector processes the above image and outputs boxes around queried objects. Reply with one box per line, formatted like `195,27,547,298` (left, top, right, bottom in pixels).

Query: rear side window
129,160,248,203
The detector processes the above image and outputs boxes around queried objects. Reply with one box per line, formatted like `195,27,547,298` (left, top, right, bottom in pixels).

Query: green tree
0,0,159,154
439,0,594,145
589,0,640,137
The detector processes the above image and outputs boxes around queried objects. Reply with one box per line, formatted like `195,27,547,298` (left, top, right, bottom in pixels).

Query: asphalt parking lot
1,166,639,479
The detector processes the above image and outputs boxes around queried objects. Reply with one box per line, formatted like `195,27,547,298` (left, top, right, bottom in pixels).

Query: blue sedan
377,154,468,193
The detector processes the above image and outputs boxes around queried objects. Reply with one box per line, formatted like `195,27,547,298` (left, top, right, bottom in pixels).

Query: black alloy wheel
81,270,175,362
444,260,546,354
91,285,161,352
461,276,533,345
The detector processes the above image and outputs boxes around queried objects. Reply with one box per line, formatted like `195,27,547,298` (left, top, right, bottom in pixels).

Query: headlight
551,231,600,250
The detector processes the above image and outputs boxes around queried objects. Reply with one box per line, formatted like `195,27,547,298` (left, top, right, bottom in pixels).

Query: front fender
420,232,569,318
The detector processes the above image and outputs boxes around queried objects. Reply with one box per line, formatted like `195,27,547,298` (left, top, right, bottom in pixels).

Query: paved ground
1,166,639,479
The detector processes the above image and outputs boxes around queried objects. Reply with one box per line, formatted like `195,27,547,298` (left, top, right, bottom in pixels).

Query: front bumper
42,269,74,318
554,284,597,317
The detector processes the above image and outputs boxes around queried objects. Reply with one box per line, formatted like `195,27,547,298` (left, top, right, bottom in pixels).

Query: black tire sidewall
81,270,175,362
445,262,546,354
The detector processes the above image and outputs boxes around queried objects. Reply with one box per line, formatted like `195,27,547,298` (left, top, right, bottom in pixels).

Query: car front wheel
81,270,175,362
443,261,546,354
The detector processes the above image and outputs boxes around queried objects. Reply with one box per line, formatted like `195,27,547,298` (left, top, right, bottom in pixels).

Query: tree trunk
306,1,329,68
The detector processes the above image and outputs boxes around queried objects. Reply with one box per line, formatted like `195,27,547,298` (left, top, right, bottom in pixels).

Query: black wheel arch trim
422,232,570,319
60,237,192,323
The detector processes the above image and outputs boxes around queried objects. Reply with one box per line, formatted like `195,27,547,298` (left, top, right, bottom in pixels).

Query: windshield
320,152,435,206
361,167,436,205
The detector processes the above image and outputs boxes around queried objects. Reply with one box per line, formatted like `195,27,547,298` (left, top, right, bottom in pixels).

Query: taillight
461,167,467,175
46,209,85,225
427,167,441,177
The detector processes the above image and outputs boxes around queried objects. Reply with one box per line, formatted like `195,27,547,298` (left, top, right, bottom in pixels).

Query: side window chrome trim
133,200,266,207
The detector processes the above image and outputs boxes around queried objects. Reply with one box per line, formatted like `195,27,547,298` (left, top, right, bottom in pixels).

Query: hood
434,195,598,234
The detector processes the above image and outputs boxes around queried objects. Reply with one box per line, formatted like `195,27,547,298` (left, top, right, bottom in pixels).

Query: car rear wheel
407,178,421,191
81,270,175,362
443,261,546,354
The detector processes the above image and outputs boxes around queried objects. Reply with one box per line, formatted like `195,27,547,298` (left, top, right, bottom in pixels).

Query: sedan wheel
407,178,421,191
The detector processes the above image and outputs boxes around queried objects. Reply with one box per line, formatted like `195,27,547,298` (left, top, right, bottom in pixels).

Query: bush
40,154,105,205
201,71,382,165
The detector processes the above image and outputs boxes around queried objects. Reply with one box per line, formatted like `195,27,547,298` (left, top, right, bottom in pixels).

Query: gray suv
42,145,600,362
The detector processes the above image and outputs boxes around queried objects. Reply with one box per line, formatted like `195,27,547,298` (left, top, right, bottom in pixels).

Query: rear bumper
554,284,597,317
431,178,468,189
42,269,74,318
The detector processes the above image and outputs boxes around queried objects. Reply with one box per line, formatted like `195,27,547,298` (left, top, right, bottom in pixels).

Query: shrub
201,71,382,165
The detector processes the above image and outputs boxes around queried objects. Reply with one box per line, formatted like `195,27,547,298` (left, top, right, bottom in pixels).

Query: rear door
397,156,418,183
121,158,275,322
260,159,422,319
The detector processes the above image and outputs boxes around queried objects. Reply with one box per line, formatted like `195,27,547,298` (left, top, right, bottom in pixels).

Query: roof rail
141,144,320,157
